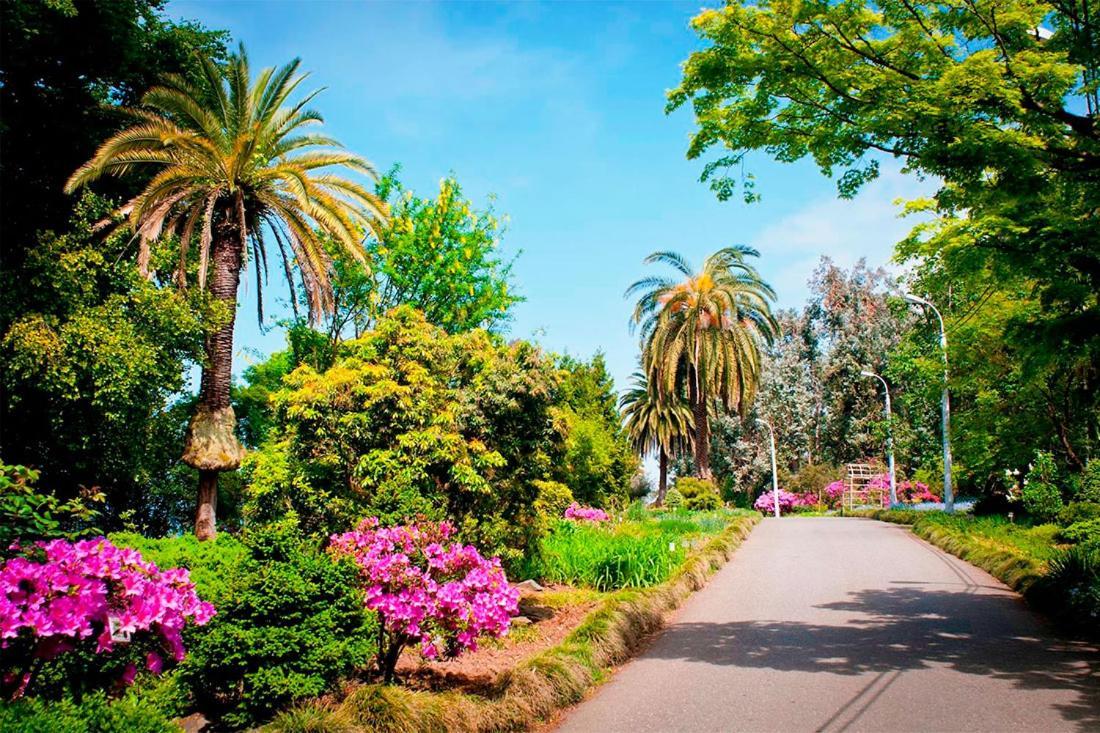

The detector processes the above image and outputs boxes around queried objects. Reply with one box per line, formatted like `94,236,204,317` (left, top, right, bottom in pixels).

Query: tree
627,247,778,478
1,194,208,519
620,371,694,504
0,0,227,265
243,307,562,568
369,169,521,333
669,0,1099,438
552,354,639,507
65,47,387,540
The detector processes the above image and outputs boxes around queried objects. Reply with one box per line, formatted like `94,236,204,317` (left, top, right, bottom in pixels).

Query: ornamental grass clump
563,503,610,523
0,537,214,700
525,521,685,591
329,518,519,683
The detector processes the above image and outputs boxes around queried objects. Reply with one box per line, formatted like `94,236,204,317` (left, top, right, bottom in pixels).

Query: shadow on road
646,585,1100,730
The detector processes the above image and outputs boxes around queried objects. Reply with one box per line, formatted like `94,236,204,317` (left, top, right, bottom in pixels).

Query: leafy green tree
369,169,521,333
628,247,778,478
1,194,209,517
66,47,387,540
620,371,694,504
552,354,639,507
0,0,228,262
670,0,1099,468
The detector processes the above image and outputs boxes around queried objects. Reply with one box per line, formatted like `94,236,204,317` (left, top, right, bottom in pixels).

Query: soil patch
395,590,599,696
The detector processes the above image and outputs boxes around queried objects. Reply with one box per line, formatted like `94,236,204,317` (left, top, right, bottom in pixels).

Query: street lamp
861,370,896,507
903,293,954,513
757,418,780,518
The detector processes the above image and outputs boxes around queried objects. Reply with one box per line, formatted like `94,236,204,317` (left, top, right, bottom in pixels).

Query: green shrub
1057,502,1100,526
1032,544,1100,628
664,487,685,509
1076,461,1100,504
674,477,721,510
1057,519,1100,546
533,480,574,522
0,691,175,733
129,520,376,729
1022,452,1063,522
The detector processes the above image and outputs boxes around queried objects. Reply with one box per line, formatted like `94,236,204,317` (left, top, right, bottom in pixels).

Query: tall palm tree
620,370,693,505
66,46,387,540
627,247,777,479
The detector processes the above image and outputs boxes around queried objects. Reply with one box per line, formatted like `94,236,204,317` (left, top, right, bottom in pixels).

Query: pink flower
563,503,610,522
329,518,519,665
0,537,216,693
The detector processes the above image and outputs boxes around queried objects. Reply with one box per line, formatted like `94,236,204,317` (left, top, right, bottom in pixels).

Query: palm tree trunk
691,362,712,480
657,449,669,505
182,209,246,540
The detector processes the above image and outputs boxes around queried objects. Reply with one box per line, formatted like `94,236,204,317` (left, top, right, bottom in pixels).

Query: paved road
556,517,1100,733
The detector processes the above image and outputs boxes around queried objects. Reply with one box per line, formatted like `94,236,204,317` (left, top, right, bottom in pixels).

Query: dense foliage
116,523,376,729
243,307,634,567
1,196,209,518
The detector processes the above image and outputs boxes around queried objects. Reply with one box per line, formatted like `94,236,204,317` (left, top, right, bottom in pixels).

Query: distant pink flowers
329,518,518,679
0,537,215,697
754,490,818,515
823,474,940,507
564,503,609,522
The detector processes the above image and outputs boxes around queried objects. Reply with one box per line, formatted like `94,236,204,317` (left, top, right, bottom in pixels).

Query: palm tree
66,46,387,540
620,370,693,505
627,247,777,479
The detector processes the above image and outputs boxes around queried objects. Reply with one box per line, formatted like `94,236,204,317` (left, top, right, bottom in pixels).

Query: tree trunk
692,370,712,480
656,449,669,505
182,208,245,540
195,470,218,541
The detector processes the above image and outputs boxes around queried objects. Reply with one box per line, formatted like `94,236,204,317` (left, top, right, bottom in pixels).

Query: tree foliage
370,169,521,333
0,0,228,261
0,195,209,515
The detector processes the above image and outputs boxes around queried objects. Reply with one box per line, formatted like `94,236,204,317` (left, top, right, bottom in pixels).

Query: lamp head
903,292,928,307
860,370,876,378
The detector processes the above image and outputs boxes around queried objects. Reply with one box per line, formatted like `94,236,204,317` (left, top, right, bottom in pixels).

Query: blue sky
168,0,930,392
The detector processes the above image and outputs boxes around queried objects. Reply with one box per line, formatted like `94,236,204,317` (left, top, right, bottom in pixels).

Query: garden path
554,517,1100,732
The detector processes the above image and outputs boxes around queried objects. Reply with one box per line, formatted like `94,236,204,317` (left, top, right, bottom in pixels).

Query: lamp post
861,370,896,507
903,293,954,513
757,418,780,518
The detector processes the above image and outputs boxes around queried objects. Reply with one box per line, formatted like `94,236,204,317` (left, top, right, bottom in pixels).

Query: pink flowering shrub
329,518,519,682
823,475,940,508
563,502,610,523
0,537,215,699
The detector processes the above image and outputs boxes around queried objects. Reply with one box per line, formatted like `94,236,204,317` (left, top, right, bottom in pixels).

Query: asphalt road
555,517,1100,733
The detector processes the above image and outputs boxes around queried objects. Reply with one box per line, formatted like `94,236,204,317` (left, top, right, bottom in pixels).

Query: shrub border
266,513,761,733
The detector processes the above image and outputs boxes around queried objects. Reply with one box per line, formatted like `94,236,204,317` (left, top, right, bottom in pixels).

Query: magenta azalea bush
0,537,215,699
754,490,819,515
329,518,519,682
563,502,610,522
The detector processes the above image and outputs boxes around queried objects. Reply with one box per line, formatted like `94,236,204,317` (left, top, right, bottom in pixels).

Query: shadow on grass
645,584,1100,730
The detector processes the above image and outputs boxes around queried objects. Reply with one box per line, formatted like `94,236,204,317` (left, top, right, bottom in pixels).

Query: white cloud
751,162,936,308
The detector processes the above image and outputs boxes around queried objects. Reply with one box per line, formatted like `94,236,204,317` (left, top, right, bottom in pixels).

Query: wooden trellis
844,463,884,512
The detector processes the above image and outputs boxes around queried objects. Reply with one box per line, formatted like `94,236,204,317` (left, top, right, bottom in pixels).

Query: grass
266,511,761,733
521,509,753,591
